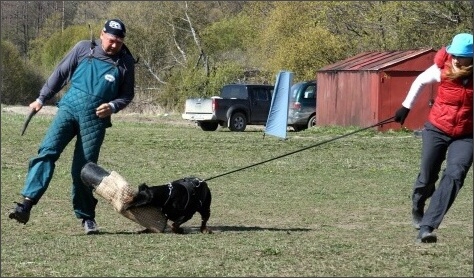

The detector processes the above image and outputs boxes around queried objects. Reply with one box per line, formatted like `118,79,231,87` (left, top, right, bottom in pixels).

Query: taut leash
204,117,396,182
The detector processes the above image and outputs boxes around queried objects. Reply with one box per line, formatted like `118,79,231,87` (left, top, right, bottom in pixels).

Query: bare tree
1,1,79,55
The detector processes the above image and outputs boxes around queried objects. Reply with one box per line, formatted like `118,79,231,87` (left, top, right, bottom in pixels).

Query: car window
291,84,302,99
303,85,316,99
222,85,248,99
257,88,271,101
252,86,274,101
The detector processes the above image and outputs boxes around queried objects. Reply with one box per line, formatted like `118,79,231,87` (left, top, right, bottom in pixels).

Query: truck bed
181,97,220,121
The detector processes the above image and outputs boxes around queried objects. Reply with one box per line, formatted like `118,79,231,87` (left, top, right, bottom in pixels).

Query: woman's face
100,31,124,55
452,55,473,68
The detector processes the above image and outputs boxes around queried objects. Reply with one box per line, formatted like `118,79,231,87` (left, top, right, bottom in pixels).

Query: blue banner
264,71,293,139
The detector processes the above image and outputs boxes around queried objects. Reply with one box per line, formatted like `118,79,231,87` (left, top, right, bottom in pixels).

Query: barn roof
318,47,435,72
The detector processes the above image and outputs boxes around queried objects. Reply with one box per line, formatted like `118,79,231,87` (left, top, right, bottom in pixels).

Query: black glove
394,106,410,125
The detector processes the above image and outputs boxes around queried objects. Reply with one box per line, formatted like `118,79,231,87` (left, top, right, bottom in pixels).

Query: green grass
1,108,472,277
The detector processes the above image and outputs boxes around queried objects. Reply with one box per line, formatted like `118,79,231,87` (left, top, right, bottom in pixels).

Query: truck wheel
199,121,219,131
228,112,247,132
307,115,316,129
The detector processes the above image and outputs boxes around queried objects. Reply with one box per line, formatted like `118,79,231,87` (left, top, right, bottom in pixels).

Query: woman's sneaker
82,219,99,235
412,208,423,230
416,225,437,243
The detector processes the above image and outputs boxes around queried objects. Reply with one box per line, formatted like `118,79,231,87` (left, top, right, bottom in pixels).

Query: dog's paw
172,227,185,234
200,227,213,234
170,223,185,234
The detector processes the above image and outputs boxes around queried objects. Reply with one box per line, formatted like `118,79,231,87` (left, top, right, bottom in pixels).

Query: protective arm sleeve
401,64,440,109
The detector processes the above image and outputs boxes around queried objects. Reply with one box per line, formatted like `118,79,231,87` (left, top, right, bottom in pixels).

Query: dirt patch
1,105,267,131
1,105,193,126
2,105,58,116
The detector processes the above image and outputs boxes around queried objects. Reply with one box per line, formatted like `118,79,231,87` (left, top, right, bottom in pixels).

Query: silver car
287,81,317,131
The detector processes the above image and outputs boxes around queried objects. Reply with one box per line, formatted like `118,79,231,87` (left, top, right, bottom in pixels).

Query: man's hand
29,100,43,113
96,103,113,118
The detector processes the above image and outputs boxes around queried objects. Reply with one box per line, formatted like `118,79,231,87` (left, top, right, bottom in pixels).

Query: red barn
316,48,438,131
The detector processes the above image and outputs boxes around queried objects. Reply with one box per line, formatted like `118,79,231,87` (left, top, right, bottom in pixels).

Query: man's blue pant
21,107,106,220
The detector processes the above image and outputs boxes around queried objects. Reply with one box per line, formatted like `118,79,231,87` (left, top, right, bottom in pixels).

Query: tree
105,1,249,110
244,2,350,82
2,1,472,111
1,1,79,56
29,24,91,77
1,40,44,105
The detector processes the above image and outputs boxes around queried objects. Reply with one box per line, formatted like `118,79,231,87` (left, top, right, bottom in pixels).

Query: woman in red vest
394,33,473,243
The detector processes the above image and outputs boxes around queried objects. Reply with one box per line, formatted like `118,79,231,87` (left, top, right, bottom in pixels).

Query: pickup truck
182,84,274,132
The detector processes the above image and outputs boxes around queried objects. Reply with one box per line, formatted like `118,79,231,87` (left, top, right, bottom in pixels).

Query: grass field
1,106,472,277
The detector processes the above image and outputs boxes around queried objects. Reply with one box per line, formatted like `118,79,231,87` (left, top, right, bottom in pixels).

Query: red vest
428,47,473,137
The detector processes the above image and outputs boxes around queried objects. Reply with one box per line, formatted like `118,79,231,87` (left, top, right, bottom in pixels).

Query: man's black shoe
9,202,31,224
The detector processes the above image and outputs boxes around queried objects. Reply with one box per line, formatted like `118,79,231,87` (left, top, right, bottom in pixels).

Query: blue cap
446,33,473,57
103,19,126,38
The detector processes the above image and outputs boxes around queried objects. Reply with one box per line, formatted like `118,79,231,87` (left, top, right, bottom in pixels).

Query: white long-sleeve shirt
402,64,441,109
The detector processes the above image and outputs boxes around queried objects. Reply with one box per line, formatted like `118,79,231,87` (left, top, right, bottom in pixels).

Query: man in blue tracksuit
9,19,136,234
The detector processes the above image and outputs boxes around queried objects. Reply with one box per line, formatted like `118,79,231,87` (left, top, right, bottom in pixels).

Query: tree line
1,1,472,112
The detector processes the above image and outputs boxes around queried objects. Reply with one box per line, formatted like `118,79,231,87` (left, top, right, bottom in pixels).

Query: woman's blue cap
446,33,473,57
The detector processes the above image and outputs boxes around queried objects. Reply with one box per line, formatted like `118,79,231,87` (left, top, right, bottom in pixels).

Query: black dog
126,177,212,234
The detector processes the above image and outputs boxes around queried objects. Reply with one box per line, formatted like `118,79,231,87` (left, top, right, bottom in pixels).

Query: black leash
204,117,396,182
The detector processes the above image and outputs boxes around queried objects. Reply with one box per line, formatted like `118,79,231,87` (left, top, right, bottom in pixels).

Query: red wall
316,50,437,131
378,71,438,132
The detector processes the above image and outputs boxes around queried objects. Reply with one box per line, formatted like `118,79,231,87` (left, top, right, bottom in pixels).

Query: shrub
1,40,44,105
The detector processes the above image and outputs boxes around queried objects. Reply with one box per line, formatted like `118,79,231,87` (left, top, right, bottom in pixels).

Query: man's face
100,31,124,55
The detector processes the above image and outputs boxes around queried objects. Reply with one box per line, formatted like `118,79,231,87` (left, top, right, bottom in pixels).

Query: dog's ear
138,183,150,191
123,183,152,209
127,189,153,209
